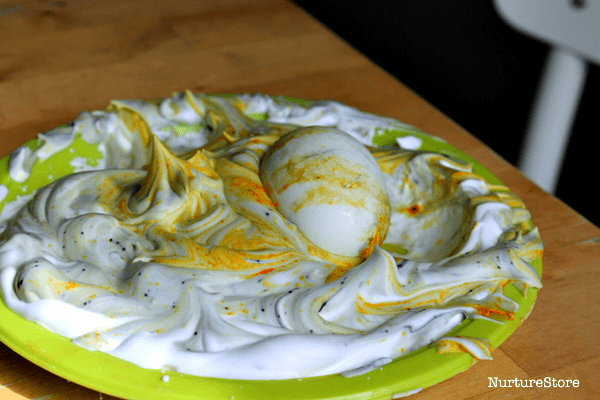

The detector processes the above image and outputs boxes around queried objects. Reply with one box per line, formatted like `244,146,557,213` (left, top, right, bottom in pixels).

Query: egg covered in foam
260,126,390,258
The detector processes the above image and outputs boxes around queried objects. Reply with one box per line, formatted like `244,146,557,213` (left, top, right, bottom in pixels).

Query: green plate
0,96,541,400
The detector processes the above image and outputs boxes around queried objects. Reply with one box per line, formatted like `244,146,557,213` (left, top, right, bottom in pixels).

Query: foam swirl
0,92,542,379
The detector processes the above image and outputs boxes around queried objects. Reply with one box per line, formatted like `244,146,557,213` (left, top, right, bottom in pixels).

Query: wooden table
1,1,598,399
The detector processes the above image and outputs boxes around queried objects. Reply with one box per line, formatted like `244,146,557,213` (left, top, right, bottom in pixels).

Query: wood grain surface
1,1,599,399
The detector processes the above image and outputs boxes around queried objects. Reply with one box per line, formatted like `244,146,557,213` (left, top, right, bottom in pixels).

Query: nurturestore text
488,377,579,388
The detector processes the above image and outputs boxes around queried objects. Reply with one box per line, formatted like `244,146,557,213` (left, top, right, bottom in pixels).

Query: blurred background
292,0,599,226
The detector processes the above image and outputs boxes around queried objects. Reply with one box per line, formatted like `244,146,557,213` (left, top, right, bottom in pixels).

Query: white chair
494,0,600,193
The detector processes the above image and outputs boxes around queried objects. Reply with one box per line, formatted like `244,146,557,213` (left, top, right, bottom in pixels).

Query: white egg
260,126,390,258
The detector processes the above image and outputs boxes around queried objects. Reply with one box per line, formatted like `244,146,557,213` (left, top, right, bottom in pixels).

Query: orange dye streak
474,306,515,321
250,268,275,277
406,204,421,215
